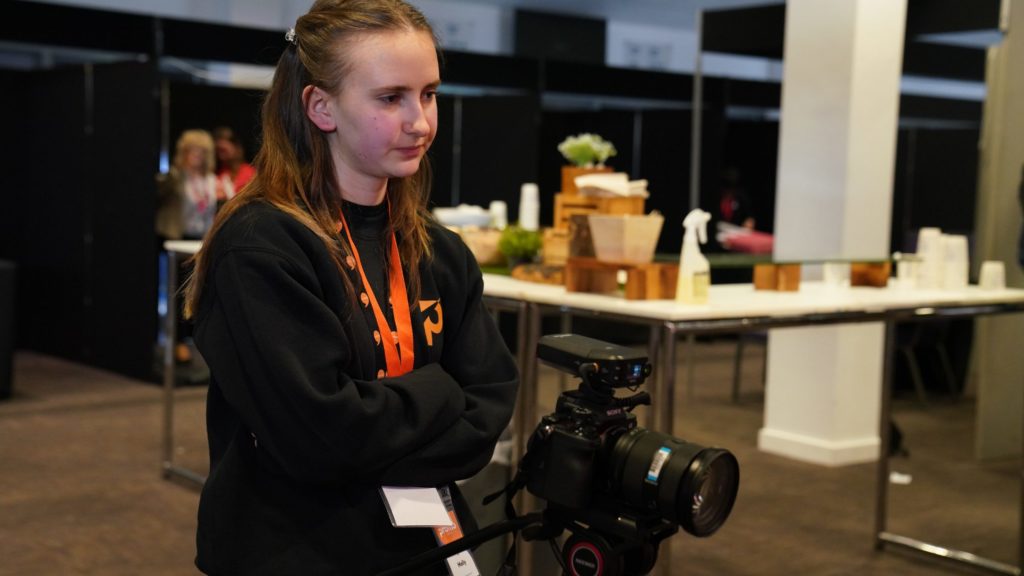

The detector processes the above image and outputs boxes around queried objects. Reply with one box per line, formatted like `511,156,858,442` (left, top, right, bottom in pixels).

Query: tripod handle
619,391,651,410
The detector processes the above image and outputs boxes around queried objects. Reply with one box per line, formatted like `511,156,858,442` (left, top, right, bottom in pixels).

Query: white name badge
380,485,479,576
380,486,452,527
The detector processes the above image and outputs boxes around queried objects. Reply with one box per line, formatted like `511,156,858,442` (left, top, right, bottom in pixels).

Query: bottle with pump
676,209,711,304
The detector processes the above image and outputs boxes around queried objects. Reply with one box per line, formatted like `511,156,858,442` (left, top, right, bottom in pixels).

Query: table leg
874,317,1018,575
686,333,696,403
160,249,206,487
558,311,573,393
510,300,530,466
658,323,678,438
644,326,662,430
515,302,543,576
874,319,896,547
161,250,178,477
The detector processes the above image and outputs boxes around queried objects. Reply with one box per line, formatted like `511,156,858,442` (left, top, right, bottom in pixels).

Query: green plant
498,225,542,263
557,133,617,167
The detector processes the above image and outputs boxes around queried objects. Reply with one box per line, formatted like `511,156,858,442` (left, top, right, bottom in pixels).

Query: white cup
489,200,508,230
916,227,943,289
896,258,919,289
979,260,1006,290
518,183,539,231
822,262,850,288
941,234,969,290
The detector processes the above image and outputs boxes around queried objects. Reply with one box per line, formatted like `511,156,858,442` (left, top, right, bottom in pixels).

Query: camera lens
609,428,739,537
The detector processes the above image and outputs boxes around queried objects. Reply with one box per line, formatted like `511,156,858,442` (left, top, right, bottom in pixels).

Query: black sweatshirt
191,200,519,575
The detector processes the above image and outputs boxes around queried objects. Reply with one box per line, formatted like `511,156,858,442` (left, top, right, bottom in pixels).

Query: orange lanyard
339,206,415,378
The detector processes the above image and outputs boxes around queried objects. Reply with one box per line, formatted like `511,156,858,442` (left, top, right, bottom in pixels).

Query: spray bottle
676,208,712,304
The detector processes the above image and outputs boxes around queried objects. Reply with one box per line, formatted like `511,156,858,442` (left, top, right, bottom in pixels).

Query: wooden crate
553,193,645,230
565,257,679,300
542,228,569,266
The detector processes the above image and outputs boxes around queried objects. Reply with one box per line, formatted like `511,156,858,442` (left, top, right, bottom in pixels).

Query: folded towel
575,172,649,198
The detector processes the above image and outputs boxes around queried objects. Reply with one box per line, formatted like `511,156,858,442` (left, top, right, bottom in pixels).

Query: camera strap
339,203,415,377
482,457,534,575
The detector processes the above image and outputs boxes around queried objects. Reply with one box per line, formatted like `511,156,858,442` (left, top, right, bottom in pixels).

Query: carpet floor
0,338,1018,575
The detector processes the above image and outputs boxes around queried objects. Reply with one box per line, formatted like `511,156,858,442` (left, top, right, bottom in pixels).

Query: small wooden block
753,264,778,290
564,260,619,295
754,263,801,291
850,262,891,287
624,263,679,300
776,264,801,291
565,257,678,300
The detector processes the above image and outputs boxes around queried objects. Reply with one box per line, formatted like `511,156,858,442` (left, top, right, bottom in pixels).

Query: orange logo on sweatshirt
419,299,443,346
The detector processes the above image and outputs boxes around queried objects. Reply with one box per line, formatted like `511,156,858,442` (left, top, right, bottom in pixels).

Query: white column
972,0,1024,460
758,0,907,466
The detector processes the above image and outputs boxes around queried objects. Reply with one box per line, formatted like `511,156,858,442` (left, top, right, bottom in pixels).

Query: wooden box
850,262,891,287
553,193,645,230
542,228,569,266
753,263,801,291
565,257,679,300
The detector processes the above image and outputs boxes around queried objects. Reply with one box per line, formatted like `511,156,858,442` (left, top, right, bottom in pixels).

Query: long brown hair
184,0,437,318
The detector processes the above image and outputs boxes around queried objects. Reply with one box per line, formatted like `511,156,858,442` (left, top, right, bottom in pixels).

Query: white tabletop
481,273,1024,323
163,240,203,255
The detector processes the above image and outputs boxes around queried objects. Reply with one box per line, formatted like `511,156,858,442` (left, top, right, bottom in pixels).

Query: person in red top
213,126,256,205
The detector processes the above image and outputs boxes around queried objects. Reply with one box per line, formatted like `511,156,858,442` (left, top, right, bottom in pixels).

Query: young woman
183,1,519,574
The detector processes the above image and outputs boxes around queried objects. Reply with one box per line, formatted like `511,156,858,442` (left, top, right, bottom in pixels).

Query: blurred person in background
156,129,218,364
213,125,255,206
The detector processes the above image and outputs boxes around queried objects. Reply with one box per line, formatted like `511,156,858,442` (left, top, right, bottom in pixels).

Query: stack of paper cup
895,255,918,289
822,261,850,288
916,227,943,289
518,183,539,231
979,260,1006,290
941,234,968,290
489,200,508,230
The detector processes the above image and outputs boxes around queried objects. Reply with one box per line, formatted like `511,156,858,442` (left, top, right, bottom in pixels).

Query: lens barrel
610,427,739,537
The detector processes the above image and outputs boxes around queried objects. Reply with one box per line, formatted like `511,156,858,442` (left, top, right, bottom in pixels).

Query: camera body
523,335,739,542
527,334,653,510
525,386,638,510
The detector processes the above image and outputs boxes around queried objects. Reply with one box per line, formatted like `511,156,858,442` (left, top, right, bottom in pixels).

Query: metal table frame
486,291,1024,576
161,242,206,486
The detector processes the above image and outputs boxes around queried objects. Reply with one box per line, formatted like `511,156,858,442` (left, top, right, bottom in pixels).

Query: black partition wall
438,94,540,217
167,82,264,164
9,61,160,381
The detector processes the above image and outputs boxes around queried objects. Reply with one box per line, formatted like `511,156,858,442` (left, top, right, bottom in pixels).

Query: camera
520,334,740,575
380,334,739,576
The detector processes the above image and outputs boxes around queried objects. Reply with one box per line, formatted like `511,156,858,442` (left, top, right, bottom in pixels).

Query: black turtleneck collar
342,200,389,241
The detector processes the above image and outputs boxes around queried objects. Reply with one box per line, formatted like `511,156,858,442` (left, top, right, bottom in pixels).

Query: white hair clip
285,28,297,46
